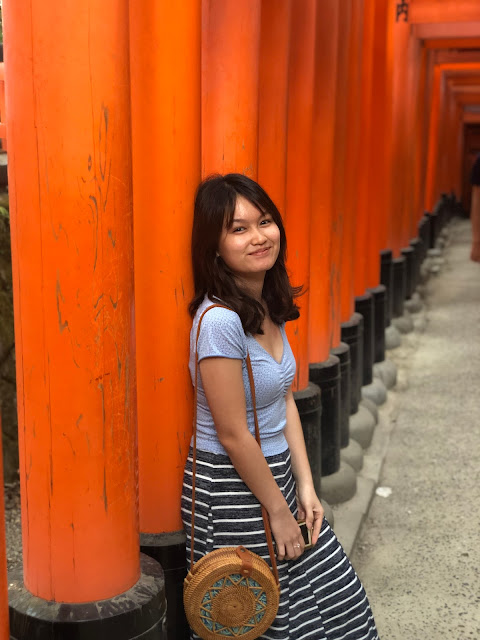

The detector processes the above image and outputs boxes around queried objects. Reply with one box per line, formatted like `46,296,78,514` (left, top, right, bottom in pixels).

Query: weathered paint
257,0,291,216
202,0,261,178
308,0,340,361
284,0,316,391
129,1,201,536
3,0,139,602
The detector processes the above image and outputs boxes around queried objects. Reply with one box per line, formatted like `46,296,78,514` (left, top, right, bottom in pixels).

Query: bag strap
190,303,280,584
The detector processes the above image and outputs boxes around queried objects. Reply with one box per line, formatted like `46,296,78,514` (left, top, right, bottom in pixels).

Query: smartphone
297,520,313,549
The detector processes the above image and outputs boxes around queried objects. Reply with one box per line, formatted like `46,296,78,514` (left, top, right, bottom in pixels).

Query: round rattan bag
184,545,280,640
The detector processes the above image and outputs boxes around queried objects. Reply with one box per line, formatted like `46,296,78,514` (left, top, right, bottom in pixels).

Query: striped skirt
182,448,379,640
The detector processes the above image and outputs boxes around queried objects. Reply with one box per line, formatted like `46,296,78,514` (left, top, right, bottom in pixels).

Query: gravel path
4,479,21,572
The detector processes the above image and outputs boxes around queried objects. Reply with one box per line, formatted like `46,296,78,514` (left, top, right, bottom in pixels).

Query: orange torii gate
1,1,479,638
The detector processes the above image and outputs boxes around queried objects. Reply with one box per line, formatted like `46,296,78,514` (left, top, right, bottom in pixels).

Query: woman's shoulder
193,297,247,359
193,296,245,338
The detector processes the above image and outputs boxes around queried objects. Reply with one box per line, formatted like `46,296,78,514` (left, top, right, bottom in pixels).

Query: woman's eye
260,218,272,225
233,226,245,233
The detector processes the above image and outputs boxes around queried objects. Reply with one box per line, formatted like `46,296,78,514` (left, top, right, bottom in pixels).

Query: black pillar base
294,382,322,496
409,237,422,290
418,215,430,263
141,531,188,640
380,249,393,326
330,343,350,449
354,292,374,386
426,211,438,248
392,257,406,318
9,554,167,640
340,312,364,415
368,284,386,364
401,246,414,299
309,355,341,477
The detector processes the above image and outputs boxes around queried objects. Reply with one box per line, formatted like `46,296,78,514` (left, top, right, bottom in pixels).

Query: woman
182,174,379,640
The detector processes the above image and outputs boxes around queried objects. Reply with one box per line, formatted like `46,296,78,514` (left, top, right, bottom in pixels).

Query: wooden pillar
130,0,200,537
402,28,421,246
332,2,352,328
308,0,340,361
340,0,363,322
366,0,393,288
284,0,316,390
390,0,411,255
4,0,139,604
425,65,443,211
202,0,261,177
257,0,291,215
353,0,376,299
412,45,429,236
129,4,201,637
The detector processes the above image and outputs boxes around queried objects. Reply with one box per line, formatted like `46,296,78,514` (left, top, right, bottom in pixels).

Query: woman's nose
251,227,266,244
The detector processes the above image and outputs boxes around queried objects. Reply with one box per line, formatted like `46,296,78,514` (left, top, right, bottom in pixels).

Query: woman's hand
268,504,305,561
296,484,324,546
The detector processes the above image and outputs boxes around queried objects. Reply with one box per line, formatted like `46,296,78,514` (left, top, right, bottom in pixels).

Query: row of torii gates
0,1,479,639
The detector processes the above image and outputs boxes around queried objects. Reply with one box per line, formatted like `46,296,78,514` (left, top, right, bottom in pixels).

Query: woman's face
217,195,281,279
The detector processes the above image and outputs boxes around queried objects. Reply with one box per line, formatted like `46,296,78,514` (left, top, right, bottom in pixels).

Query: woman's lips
249,247,270,256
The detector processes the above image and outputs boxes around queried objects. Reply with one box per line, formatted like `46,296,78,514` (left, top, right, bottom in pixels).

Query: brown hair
188,173,301,334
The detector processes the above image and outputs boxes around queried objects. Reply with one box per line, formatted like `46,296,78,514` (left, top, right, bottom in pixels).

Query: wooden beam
411,1,480,24
414,22,480,40
435,51,480,65
425,37,480,50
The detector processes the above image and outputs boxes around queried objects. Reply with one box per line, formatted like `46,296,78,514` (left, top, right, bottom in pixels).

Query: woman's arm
199,356,305,561
284,387,324,545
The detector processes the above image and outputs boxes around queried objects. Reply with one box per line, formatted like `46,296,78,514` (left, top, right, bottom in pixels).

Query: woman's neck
235,273,265,302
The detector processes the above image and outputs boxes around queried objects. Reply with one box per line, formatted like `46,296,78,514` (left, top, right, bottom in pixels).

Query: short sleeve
196,307,247,362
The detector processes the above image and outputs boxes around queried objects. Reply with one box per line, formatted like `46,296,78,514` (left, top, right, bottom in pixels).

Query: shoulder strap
190,304,279,584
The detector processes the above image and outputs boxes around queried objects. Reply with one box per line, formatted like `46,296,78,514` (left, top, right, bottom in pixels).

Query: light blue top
189,296,296,457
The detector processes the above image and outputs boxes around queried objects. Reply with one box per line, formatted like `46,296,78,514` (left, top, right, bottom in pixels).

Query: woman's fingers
275,533,305,561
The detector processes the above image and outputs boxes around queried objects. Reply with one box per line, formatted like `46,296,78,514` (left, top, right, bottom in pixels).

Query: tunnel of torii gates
0,0,479,638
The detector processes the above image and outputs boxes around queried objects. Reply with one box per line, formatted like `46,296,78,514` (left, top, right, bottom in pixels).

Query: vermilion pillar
308,0,340,362
4,0,164,636
390,0,411,255
284,0,316,390
202,0,261,178
130,0,200,537
366,0,393,288
353,0,376,299
340,0,363,323
129,3,201,637
257,0,291,214
332,1,353,324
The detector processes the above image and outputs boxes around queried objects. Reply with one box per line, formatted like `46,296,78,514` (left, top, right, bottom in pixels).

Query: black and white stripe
182,448,379,640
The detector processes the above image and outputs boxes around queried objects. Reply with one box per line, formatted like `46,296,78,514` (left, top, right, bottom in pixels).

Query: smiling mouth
249,247,270,256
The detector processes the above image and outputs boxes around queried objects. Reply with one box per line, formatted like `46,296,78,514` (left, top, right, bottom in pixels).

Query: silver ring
294,543,301,548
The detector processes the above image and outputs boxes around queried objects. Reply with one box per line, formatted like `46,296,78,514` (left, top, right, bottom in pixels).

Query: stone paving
349,219,480,640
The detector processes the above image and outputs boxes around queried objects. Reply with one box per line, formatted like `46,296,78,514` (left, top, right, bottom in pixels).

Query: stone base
9,554,167,640
320,461,357,505
349,406,376,449
361,378,387,406
140,531,188,640
385,325,402,349
373,359,397,389
392,311,414,334
360,397,378,423
340,439,364,472
404,291,424,314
